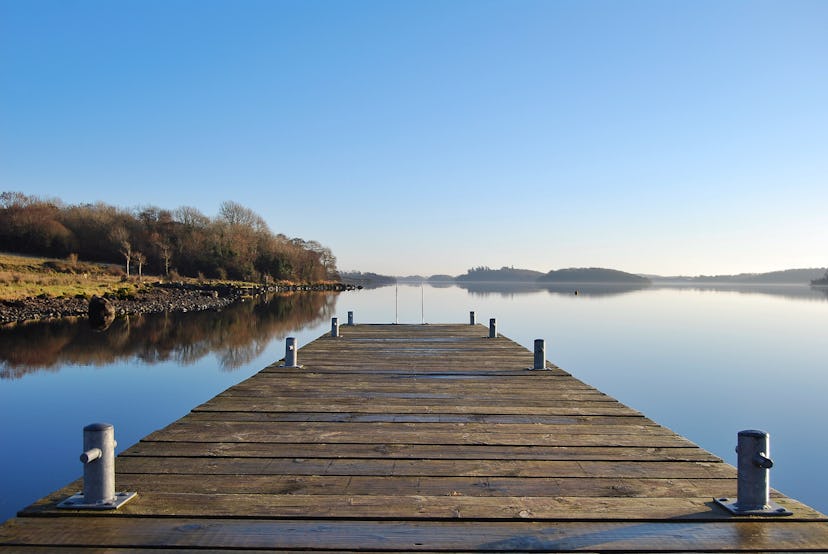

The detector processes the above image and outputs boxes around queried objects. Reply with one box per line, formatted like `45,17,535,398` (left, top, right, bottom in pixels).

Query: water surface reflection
0,292,337,379
456,281,652,297
453,280,827,301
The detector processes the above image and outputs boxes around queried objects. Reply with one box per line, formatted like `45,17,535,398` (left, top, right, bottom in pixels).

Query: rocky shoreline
0,282,354,325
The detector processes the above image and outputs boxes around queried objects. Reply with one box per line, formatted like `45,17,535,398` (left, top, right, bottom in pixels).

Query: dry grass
0,253,138,300
0,253,259,301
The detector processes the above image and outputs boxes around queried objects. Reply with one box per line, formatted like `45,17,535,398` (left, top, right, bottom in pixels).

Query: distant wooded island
344,266,828,287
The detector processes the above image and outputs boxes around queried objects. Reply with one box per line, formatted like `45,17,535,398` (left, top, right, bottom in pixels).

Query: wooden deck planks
2,323,827,552
5,517,828,551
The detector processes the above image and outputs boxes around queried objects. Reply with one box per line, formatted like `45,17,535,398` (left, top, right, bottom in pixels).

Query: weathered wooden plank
227,374,597,388
220,388,607,401
141,429,693,448
217,365,608,388
194,398,644,416
122,441,717,461
113,457,735,479
24,493,825,521
5,517,828,551
217,389,613,401
147,420,678,438
262,367,572,376
185,411,654,425
141,418,691,446
33,474,740,498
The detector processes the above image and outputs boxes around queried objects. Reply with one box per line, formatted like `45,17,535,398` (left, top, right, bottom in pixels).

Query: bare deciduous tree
135,251,146,280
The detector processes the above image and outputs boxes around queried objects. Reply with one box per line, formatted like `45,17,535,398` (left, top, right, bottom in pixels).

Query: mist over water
1,283,826,522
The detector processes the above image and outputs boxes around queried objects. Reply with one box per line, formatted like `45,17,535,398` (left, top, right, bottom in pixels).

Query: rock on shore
0,282,353,325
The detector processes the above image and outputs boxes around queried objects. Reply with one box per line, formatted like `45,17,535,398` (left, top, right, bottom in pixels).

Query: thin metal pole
395,283,398,324
421,284,424,324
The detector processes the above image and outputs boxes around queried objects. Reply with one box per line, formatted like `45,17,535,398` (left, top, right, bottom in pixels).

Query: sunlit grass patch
0,253,131,300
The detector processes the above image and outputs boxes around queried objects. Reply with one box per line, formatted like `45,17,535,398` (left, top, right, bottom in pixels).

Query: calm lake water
1,283,826,522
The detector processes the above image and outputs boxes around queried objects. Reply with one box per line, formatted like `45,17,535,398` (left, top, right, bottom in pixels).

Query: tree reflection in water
0,292,337,379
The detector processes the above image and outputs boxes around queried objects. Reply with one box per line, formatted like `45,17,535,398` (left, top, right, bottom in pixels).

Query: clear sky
1,0,826,277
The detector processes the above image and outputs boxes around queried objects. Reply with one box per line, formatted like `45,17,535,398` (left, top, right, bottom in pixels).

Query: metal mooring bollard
531,339,546,370
347,311,354,326
488,318,497,338
57,423,136,510
331,317,339,337
714,430,791,516
281,337,301,367
469,311,476,325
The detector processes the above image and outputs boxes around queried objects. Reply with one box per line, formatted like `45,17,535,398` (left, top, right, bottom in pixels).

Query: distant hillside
455,266,544,282
812,271,828,286
339,271,396,288
735,268,826,284
427,274,455,283
396,275,427,284
539,267,651,284
653,268,827,285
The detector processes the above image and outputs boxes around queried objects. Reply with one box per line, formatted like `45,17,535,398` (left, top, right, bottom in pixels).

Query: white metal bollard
331,317,339,337
714,429,791,516
58,423,136,509
532,339,546,370
469,311,476,325
82,423,115,504
488,318,497,338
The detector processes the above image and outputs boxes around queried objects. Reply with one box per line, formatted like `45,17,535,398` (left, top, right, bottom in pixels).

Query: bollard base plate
714,497,792,516
58,491,137,510
277,364,303,368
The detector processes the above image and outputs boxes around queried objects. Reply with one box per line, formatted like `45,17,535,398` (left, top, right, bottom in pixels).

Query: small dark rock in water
88,295,116,329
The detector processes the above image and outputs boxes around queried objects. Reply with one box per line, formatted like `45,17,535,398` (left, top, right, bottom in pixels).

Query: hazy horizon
355,266,827,279
2,1,826,277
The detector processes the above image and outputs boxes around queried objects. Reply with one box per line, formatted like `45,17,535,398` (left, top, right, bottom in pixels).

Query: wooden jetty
2,323,827,551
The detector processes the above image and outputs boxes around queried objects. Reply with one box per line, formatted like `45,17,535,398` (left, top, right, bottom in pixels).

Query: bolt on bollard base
58,490,137,510
714,496,792,517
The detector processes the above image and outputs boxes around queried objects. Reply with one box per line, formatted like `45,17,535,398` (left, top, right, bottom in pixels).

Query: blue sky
1,0,826,276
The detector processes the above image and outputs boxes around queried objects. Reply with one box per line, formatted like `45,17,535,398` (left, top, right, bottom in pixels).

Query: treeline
0,192,338,282
339,271,397,288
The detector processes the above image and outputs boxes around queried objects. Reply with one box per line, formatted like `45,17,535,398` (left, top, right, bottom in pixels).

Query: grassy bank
0,253,141,300
0,252,349,303
0,252,231,301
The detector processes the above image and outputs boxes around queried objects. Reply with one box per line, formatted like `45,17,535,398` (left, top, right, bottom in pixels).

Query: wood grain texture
3,323,826,552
